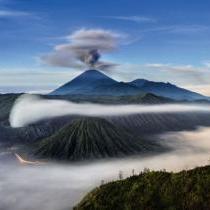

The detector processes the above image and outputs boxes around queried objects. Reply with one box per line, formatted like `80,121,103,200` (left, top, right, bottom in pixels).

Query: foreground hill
75,165,210,210
35,117,160,161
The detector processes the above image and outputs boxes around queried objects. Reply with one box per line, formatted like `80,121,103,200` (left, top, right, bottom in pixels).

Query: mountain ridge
50,69,208,101
129,79,206,101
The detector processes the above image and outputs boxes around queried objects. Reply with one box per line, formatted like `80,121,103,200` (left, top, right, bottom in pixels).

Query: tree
119,170,123,180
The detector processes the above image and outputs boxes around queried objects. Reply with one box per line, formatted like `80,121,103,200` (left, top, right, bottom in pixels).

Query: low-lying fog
9,94,210,127
1,127,210,210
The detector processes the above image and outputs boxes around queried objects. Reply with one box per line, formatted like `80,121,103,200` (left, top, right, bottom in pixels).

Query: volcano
35,117,156,161
50,69,209,101
50,69,142,96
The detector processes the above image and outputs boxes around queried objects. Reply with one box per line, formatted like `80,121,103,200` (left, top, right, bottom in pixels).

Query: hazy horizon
1,69,210,97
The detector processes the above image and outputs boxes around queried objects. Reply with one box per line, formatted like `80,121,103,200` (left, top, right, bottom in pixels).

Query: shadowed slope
0,94,20,121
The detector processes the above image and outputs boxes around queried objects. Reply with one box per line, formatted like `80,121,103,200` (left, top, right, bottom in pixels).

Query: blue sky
0,0,210,95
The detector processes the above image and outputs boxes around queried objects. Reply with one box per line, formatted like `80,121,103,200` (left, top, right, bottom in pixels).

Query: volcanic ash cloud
41,28,121,70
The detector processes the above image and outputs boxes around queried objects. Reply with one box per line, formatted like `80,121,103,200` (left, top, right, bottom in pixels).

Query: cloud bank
41,29,121,70
9,94,210,128
1,127,210,210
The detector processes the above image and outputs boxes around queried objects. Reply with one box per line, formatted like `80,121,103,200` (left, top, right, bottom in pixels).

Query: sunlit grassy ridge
74,165,210,210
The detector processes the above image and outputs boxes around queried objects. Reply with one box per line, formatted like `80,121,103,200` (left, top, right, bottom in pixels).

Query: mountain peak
76,69,115,81
82,69,101,74
50,69,117,95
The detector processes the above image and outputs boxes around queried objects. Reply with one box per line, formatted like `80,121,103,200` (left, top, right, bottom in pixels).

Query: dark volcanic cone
35,117,153,161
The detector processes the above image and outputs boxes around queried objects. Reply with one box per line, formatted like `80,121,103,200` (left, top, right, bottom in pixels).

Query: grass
74,165,210,210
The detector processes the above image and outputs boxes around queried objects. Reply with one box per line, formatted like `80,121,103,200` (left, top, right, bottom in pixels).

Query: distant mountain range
50,69,208,101
129,79,206,101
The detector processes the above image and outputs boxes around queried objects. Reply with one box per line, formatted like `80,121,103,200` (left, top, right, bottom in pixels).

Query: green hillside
35,117,160,161
74,165,210,210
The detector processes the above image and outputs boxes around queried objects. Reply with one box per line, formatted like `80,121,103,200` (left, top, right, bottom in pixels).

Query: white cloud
140,25,210,35
10,94,210,127
144,63,210,87
203,60,210,68
184,85,210,97
99,15,156,23
0,10,31,17
145,63,170,68
145,63,197,73
0,68,81,93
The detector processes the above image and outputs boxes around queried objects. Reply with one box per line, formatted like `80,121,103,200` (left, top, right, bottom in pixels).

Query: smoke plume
9,94,210,128
41,29,121,70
